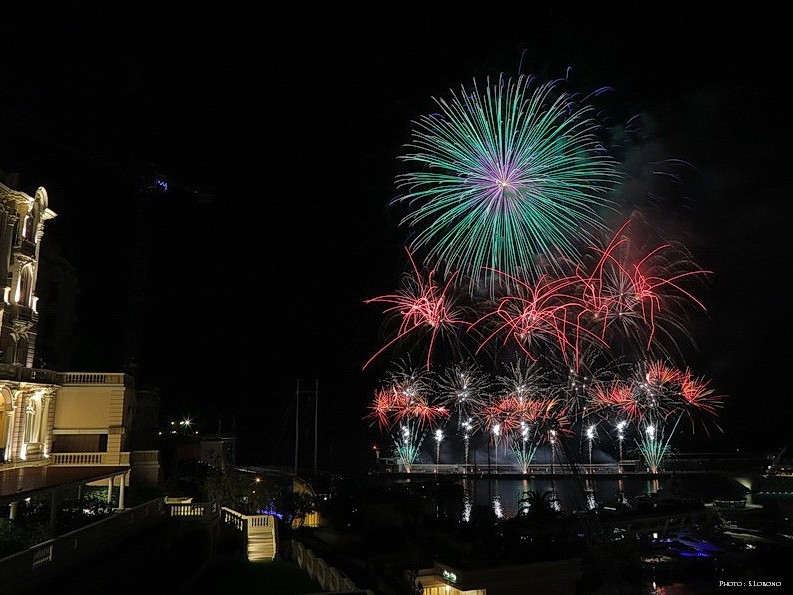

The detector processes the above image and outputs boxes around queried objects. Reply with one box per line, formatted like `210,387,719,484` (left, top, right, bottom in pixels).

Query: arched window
14,337,26,365
0,390,10,461
23,209,37,242
22,214,31,241
17,266,33,306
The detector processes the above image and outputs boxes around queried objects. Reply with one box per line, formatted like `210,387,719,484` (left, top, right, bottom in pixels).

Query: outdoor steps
247,525,276,561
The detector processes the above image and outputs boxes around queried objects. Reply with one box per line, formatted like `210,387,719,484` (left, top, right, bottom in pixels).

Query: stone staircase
247,523,276,561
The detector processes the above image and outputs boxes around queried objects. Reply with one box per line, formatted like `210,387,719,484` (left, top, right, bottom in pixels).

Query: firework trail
574,211,712,359
363,361,449,472
636,418,678,474
393,73,622,292
491,358,556,472
549,346,624,425
435,361,490,429
494,357,548,403
365,68,725,477
588,359,724,470
435,361,492,466
364,247,470,371
470,270,597,365
588,360,684,425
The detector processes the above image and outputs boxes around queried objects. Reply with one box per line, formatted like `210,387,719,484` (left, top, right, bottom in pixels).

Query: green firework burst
394,73,623,292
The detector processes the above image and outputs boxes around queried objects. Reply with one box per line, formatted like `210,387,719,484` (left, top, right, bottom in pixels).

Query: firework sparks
393,72,622,291
364,247,469,370
678,370,724,417
587,358,724,467
364,387,399,431
528,397,575,443
495,357,548,402
364,362,449,472
511,420,539,474
435,361,491,424
576,212,712,357
365,67,726,479
590,380,644,424
553,346,622,423
636,417,679,473
471,270,595,364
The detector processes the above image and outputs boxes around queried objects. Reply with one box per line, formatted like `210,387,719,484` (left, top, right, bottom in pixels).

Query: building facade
0,176,159,515
0,178,57,464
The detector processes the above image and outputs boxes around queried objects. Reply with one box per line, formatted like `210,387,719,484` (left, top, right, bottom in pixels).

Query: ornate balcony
50,452,131,466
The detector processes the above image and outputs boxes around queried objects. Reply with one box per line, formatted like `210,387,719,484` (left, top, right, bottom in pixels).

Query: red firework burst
364,247,467,370
589,380,644,423
576,214,711,354
644,359,682,385
472,270,594,364
367,362,450,430
364,387,398,431
677,369,725,417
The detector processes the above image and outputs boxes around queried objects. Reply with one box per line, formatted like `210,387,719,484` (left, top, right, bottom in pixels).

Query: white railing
292,539,367,593
219,507,277,560
50,452,131,466
31,545,53,568
248,514,274,529
220,507,274,529
220,507,246,532
0,498,164,592
57,372,128,385
167,501,218,519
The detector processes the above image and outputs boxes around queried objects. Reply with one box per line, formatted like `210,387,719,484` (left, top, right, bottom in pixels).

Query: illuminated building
0,173,160,520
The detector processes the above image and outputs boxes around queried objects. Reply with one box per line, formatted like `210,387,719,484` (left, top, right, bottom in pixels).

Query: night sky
1,4,791,466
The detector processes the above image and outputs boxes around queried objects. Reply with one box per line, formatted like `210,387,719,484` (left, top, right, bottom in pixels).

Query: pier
373,452,770,484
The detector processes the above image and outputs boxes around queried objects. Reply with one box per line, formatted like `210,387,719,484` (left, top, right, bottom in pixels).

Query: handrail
0,498,164,592
57,372,131,385
50,452,131,466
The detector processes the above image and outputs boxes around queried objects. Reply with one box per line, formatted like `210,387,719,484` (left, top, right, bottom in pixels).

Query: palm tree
518,489,558,520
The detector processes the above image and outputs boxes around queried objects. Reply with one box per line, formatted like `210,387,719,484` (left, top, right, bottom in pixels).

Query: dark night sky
1,3,791,466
